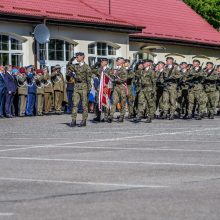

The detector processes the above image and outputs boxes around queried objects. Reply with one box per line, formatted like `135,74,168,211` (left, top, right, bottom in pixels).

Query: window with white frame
0,35,23,66
88,42,118,68
38,39,73,63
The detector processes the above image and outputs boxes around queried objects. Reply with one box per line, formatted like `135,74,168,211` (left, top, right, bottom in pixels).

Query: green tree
184,0,220,30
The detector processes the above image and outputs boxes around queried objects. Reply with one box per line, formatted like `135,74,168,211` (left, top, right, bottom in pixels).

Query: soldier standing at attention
69,52,92,127
16,67,27,117
51,65,65,115
35,69,45,116
203,62,217,119
161,57,181,120
108,57,128,123
216,65,220,115
134,60,157,123
185,60,206,120
124,59,136,119
43,67,53,115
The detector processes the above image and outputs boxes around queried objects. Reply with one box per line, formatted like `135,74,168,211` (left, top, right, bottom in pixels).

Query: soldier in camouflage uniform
203,62,217,119
68,52,92,127
176,62,190,118
185,60,207,120
124,59,136,119
134,60,157,123
161,57,181,120
108,57,127,123
216,65,220,115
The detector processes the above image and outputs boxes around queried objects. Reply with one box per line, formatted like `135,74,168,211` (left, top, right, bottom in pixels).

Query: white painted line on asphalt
0,127,220,153
0,213,14,216
0,156,220,167
0,177,167,188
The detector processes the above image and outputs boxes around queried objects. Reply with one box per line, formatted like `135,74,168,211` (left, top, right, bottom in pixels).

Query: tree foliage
184,0,220,29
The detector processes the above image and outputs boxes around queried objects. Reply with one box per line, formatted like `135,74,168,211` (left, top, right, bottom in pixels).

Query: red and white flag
98,71,112,111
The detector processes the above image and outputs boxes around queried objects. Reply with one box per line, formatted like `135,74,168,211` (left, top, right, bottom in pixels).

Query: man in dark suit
0,66,6,118
4,66,17,118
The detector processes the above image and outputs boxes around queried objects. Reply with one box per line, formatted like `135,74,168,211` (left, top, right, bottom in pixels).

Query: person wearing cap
134,59,157,123
26,65,37,116
155,61,166,117
16,67,28,117
35,69,45,116
92,58,111,122
4,66,17,118
51,65,66,115
185,59,207,120
203,62,217,119
69,52,92,127
0,66,6,118
43,67,53,115
161,57,181,120
124,59,136,119
216,65,220,115
108,57,127,123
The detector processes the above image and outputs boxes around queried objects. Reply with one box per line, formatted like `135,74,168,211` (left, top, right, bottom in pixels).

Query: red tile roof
0,0,140,29
91,0,220,47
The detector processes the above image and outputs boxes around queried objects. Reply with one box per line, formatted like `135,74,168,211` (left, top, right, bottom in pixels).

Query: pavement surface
0,114,220,220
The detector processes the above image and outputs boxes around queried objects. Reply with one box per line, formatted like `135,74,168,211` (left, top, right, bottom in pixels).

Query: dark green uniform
109,67,128,120
35,74,44,116
70,63,92,121
136,68,156,120
203,69,217,118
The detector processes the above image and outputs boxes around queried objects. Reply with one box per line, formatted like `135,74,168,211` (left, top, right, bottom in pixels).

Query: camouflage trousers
137,89,155,117
127,85,135,116
206,90,217,115
216,91,220,108
110,85,127,118
188,90,207,115
156,87,163,112
177,89,188,115
161,85,177,115
72,88,88,120
54,91,63,112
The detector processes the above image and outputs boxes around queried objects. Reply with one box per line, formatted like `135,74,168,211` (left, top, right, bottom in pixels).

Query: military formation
66,53,220,127
1,52,220,127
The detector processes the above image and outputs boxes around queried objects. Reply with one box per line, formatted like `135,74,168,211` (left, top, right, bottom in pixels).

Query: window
39,39,73,62
88,42,119,68
0,35,23,66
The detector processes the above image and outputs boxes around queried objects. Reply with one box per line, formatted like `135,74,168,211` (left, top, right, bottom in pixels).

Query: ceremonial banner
98,71,112,111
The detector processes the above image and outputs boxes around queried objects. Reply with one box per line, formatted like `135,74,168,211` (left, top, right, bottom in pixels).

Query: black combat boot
107,117,112,123
133,116,141,123
78,120,86,127
185,114,192,120
145,116,152,123
161,112,168,119
69,120,77,127
118,117,124,123
93,116,101,122
195,115,202,120
209,114,214,119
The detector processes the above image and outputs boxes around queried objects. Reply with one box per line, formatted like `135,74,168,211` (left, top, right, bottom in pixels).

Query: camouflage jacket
203,70,218,92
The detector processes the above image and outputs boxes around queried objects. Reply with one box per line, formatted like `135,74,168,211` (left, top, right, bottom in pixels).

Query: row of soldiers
0,65,67,118
67,53,220,127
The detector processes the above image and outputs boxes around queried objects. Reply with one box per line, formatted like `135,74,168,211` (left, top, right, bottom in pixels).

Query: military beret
100,58,108,62
143,59,153,63
36,69,43,74
180,62,187,65
206,62,214,65
124,59,130,63
192,59,200,64
75,52,85,57
166,57,174,61
157,61,165,65
19,67,26,73
116,57,124,61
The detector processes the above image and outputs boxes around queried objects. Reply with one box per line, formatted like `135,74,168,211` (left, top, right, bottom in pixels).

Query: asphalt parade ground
0,114,220,220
